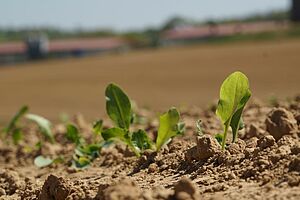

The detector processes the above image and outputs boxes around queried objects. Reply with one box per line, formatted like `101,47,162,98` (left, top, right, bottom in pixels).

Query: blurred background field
0,0,299,123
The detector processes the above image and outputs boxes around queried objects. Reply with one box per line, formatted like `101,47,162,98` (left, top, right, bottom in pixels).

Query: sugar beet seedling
216,71,251,150
101,83,185,156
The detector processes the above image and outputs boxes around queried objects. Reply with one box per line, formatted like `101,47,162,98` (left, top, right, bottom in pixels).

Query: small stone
0,188,6,196
257,135,275,149
148,163,158,173
66,167,77,173
291,144,300,155
244,148,255,158
289,158,300,172
228,172,236,180
288,176,300,187
246,137,258,148
257,159,270,166
149,179,155,184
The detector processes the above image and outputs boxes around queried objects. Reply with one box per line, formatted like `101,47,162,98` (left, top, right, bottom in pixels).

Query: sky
0,0,290,31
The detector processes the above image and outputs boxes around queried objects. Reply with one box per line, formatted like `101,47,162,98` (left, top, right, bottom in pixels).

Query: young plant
101,83,153,156
156,108,185,151
25,113,55,143
3,105,55,145
65,122,104,168
3,105,29,144
216,71,251,150
101,83,184,156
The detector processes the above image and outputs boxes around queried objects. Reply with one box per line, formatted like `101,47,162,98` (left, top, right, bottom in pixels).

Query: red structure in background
0,42,26,55
48,37,126,53
0,37,128,58
160,21,290,45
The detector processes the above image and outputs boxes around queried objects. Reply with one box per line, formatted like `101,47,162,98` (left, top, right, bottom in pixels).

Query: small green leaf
238,118,245,130
176,122,185,135
215,133,224,145
132,129,153,152
73,157,91,168
102,127,140,156
230,92,250,142
5,105,28,134
52,156,64,164
35,141,42,150
92,120,103,135
105,83,132,129
216,71,251,149
101,127,130,143
25,114,55,143
79,143,102,158
66,124,81,145
12,128,23,145
34,155,53,168
156,107,182,151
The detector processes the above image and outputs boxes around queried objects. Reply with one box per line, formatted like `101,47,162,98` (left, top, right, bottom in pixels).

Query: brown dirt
0,96,299,200
0,39,300,122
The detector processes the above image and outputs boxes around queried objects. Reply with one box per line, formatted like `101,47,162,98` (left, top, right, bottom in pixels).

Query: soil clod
265,107,298,140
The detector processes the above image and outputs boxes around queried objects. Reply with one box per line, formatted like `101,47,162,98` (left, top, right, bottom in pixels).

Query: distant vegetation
0,9,299,47
0,10,290,41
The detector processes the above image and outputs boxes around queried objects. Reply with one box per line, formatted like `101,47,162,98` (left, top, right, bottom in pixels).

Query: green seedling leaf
52,156,64,164
25,114,55,143
35,141,42,150
105,83,132,130
156,107,182,151
102,127,140,156
93,120,103,135
78,143,102,158
5,105,28,134
66,124,81,145
130,113,136,124
215,133,224,145
216,71,251,150
12,128,23,145
34,155,53,168
73,156,91,168
238,118,245,130
132,129,153,152
102,127,130,143
177,122,185,135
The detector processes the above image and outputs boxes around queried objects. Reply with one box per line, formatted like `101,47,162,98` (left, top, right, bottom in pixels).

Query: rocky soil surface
0,96,299,200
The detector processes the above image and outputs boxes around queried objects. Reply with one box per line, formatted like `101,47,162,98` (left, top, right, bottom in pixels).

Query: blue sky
0,0,290,31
